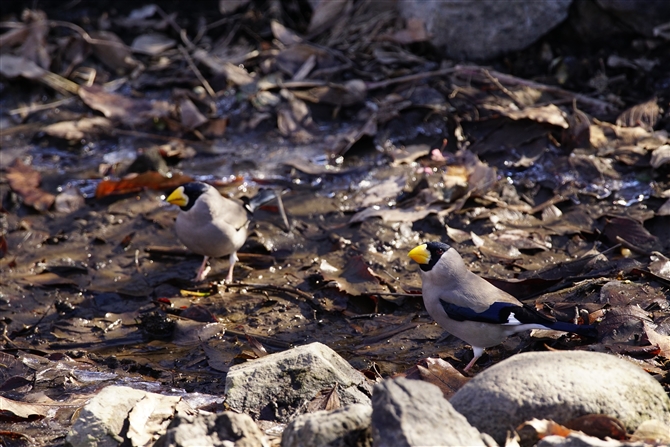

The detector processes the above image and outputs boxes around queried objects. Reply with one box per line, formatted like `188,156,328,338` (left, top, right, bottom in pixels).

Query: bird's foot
195,265,211,282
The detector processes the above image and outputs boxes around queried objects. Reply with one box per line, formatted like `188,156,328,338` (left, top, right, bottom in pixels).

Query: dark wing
439,300,597,337
440,300,548,325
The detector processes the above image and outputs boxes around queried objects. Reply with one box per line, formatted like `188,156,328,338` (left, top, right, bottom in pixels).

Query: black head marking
421,241,451,272
177,182,209,211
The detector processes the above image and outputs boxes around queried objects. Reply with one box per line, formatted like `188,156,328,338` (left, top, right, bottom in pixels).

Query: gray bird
408,241,596,371
166,182,252,283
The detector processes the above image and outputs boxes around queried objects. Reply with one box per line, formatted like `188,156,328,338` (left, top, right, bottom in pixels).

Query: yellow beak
166,186,188,207
408,244,430,265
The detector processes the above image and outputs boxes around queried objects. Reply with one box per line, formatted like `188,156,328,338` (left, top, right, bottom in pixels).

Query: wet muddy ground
1,2,670,446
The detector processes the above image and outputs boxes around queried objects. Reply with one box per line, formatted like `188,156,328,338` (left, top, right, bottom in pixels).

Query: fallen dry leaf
18,273,78,287
630,420,670,444
644,321,670,360
564,414,627,440
6,159,55,212
486,104,569,128
322,255,386,296
79,85,171,126
0,396,47,421
130,33,176,55
89,30,141,73
307,0,352,35
307,384,341,413
42,117,112,140
403,357,469,399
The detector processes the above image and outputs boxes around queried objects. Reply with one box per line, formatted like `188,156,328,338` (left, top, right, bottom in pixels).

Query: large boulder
66,385,187,447
281,403,372,447
155,412,269,447
225,342,371,422
450,351,670,444
371,377,491,447
397,0,572,60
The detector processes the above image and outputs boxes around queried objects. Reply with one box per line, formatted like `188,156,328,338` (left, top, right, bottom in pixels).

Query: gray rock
281,404,372,447
155,411,269,447
397,0,571,60
225,342,372,422
371,377,490,447
450,351,670,445
595,0,670,36
66,385,185,447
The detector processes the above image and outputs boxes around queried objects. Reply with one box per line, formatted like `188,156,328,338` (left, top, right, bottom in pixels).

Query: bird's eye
436,249,444,255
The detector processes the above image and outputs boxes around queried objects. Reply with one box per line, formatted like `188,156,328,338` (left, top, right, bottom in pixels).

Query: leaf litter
0,1,669,445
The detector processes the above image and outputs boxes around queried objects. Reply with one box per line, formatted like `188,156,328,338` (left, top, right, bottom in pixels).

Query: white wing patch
502,311,522,326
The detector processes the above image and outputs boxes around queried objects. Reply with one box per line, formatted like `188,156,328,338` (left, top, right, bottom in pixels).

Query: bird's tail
546,320,598,338
242,189,278,213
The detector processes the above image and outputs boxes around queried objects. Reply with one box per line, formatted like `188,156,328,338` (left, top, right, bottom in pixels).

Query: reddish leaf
564,414,627,440
95,172,193,198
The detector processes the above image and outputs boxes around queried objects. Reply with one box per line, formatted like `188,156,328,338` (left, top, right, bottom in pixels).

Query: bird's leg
463,346,485,372
195,256,210,282
224,252,239,283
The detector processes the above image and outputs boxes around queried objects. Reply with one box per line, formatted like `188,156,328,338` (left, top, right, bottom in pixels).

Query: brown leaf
292,79,367,106
0,54,46,80
95,172,193,198
564,414,627,440
307,384,341,413
562,105,591,149
630,420,670,444
404,358,469,399
79,85,171,126
321,255,386,296
307,0,352,35
276,44,336,77
178,97,208,130
270,20,302,46
487,104,569,128
0,396,47,421
651,144,670,169
42,117,112,140
19,10,50,70
245,334,268,358
6,159,55,212
603,216,659,250
18,273,77,287
277,90,316,144
201,117,229,138
0,24,30,49
89,30,141,73
649,253,670,280
644,321,670,360
657,198,670,216
130,33,176,56
616,98,659,131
